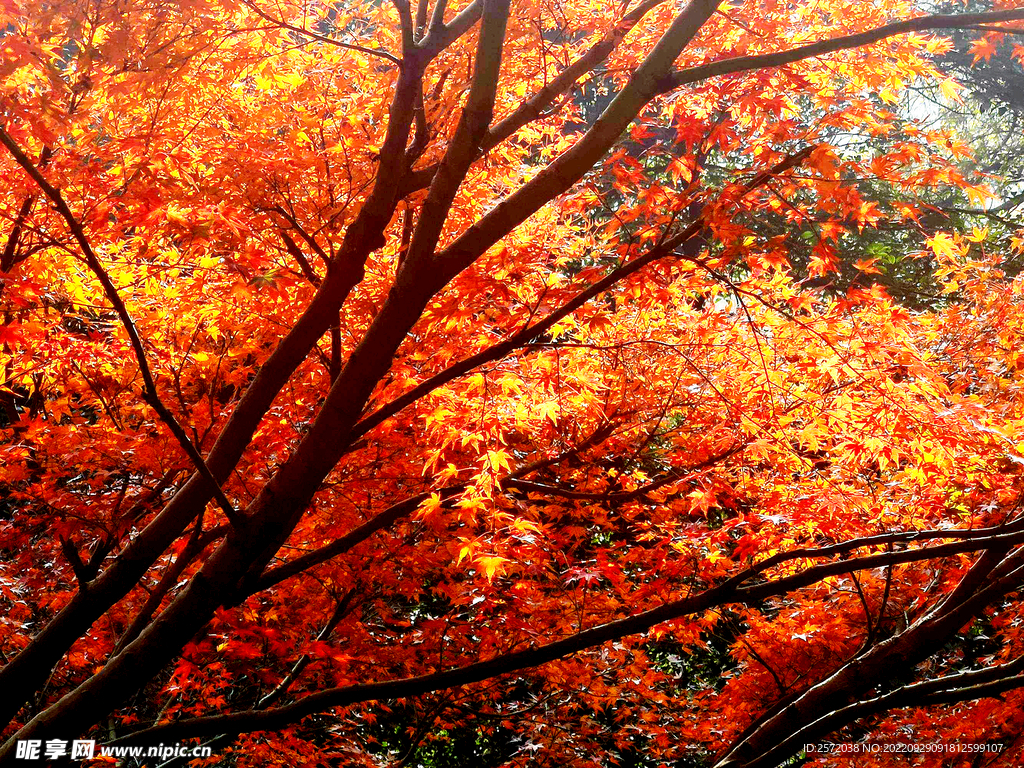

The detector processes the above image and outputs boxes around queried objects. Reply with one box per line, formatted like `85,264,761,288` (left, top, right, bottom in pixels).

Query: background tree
2,1,1024,766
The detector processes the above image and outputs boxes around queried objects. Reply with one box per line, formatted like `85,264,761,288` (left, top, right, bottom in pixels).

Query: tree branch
354,146,814,442
0,17,429,728
662,9,1024,92
0,126,246,531
732,657,1024,768
400,0,674,196
250,485,464,593
251,426,619,592
279,230,322,286
241,0,402,65
114,532,1024,744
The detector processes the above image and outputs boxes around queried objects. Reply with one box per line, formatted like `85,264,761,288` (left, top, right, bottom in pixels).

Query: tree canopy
2,0,1024,766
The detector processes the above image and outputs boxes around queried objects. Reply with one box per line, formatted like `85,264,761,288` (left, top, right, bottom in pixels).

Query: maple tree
2,0,1024,765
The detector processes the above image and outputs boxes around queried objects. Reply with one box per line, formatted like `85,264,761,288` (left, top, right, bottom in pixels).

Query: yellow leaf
964,184,992,208
418,492,442,518
456,540,479,565
926,232,961,260
537,401,559,425
938,77,963,104
478,556,506,581
487,449,511,473
165,204,189,227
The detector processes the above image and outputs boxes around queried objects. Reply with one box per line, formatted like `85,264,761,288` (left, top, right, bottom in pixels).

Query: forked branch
0,127,246,531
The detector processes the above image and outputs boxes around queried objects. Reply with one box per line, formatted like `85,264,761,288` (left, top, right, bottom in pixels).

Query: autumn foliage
2,0,1024,765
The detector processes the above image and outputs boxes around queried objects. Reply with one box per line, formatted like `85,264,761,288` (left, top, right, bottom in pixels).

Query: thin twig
0,127,246,530
242,1,401,65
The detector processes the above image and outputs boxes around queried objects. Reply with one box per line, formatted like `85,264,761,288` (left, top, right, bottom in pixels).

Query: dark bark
0,42,426,730
109,531,1024,745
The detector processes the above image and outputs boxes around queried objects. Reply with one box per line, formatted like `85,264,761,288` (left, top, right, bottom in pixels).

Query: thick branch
400,0,511,272
114,534,1024,744
110,525,228,657
736,657,1024,768
419,0,482,56
662,8,1024,92
418,0,723,282
355,147,814,441
400,0,673,196
0,33,426,730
